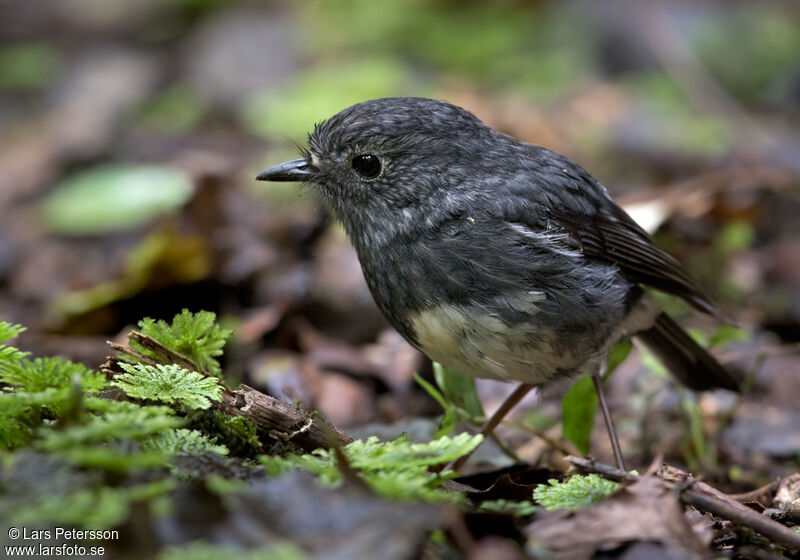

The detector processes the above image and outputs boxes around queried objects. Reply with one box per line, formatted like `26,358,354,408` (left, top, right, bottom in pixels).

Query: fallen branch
102,331,354,453
566,456,800,551
216,384,354,452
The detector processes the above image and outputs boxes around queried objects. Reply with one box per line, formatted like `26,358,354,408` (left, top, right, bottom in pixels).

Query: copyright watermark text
4,526,118,557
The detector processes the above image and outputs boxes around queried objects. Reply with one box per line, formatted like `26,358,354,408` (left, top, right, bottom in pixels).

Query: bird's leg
592,366,626,471
448,382,535,472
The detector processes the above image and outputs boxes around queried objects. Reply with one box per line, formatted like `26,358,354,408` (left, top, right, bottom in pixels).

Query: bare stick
566,456,638,483
448,382,535,472
592,372,625,471
216,384,354,452
728,479,781,504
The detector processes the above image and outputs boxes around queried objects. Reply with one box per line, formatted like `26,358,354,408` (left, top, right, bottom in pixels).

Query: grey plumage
258,97,740,392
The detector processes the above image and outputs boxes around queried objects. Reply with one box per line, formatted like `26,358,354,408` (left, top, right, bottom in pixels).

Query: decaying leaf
773,473,800,522
527,476,709,560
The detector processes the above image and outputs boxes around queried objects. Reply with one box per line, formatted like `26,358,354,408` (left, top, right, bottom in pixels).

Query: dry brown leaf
774,473,800,522
527,476,708,560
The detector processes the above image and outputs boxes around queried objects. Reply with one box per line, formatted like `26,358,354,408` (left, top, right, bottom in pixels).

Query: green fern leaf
0,388,70,448
112,363,223,409
533,474,620,511
0,321,26,342
0,356,106,393
15,480,175,530
137,309,232,375
346,433,483,470
142,428,228,456
34,407,184,471
0,322,28,362
37,407,183,449
260,433,482,501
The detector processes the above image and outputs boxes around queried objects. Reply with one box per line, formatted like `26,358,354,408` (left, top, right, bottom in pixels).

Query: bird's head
257,97,502,247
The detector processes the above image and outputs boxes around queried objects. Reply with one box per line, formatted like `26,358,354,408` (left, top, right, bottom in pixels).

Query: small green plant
414,362,484,438
0,322,27,358
0,322,109,448
12,479,177,530
261,433,482,501
561,374,598,455
136,309,232,376
112,363,223,409
533,474,620,511
0,311,236,531
142,428,228,456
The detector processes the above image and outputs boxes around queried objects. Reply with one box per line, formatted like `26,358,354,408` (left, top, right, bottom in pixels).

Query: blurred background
1,0,799,477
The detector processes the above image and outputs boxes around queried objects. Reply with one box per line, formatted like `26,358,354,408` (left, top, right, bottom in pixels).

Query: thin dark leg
448,382,535,472
592,371,626,471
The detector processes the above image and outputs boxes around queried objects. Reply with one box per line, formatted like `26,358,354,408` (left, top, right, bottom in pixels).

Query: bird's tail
635,312,741,392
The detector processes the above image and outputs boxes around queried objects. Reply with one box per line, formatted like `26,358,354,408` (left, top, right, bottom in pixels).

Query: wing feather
507,147,720,317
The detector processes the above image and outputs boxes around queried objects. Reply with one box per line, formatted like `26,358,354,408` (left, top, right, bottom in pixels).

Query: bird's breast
408,293,591,384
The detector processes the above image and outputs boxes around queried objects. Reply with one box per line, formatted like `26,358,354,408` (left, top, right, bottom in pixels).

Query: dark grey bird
257,97,739,468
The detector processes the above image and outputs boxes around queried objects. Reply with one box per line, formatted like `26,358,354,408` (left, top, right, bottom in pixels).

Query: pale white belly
409,296,659,384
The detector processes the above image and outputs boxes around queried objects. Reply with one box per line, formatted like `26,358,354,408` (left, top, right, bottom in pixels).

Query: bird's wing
506,148,719,317
560,202,718,316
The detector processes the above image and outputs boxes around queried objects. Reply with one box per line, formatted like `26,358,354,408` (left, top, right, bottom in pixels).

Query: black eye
351,154,381,179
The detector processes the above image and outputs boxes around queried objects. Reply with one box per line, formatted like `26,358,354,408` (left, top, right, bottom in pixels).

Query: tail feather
635,312,740,392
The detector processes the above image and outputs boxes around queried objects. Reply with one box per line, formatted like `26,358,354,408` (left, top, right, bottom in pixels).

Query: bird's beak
256,158,316,182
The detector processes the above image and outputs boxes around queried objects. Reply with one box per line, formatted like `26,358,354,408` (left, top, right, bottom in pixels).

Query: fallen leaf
527,476,708,560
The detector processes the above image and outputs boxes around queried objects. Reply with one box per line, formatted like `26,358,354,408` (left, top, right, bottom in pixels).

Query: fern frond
34,407,184,470
0,387,71,418
0,322,30,365
345,433,483,470
533,474,620,511
136,309,232,376
0,388,68,448
260,433,482,501
0,321,26,344
15,479,175,530
112,363,223,409
141,428,228,456
0,357,106,393
36,407,183,450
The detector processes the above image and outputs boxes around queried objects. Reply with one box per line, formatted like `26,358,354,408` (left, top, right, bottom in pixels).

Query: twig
728,480,781,504
129,331,200,372
566,456,800,551
566,456,638,483
216,385,354,452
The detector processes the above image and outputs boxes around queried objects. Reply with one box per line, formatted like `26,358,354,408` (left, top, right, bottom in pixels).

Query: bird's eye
351,154,381,179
